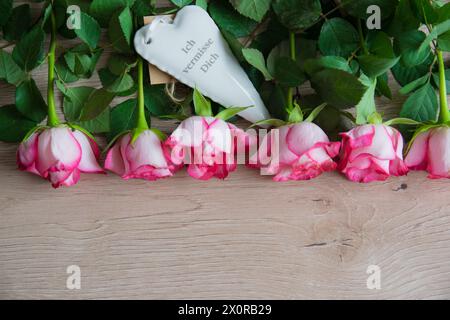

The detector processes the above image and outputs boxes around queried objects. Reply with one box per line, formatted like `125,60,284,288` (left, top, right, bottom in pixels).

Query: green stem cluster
437,49,450,124
47,8,60,127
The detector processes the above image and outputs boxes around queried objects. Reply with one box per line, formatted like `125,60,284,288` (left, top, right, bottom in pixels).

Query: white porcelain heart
134,5,270,124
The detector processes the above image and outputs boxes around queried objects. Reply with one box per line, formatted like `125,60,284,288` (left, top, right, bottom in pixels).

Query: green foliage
229,0,272,22
108,6,134,54
15,78,47,123
242,48,273,80
2,4,31,41
74,12,101,50
319,18,359,58
0,105,37,143
272,0,322,31
400,83,438,122
311,69,367,109
0,50,27,86
12,26,45,72
1,0,449,144
209,1,257,38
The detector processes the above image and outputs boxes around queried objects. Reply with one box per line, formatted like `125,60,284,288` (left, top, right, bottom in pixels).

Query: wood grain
1,1,450,300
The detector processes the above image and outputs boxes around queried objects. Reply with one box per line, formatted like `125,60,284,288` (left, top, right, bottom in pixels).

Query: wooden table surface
1,2,450,300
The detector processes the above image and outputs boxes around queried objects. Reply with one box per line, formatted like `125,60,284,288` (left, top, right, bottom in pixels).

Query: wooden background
1,1,450,300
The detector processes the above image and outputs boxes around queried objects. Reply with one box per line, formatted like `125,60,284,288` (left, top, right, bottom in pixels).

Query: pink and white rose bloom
17,127,103,188
105,130,173,181
165,116,250,180
405,126,450,179
249,122,340,181
338,124,408,183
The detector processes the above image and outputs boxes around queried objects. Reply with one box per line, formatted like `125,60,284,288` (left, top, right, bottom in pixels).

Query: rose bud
405,126,450,179
338,124,408,183
165,116,249,180
249,121,340,181
17,126,104,188
105,129,173,181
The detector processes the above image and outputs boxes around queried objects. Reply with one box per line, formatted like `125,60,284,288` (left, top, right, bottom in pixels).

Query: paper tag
143,15,176,85
135,6,270,124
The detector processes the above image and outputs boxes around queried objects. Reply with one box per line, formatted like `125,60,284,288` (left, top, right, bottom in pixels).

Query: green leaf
304,103,327,123
63,86,110,134
249,118,286,128
391,55,433,87
274,57,306,87
0,50,27,86
267,37,316,74
108,98,146,141
209,1,257,38
432,69,450,92
318,18,359,58
170,0,193,7
395,30,431,67
304,56,352,75
411,0,439,24
0,0,13,27
376,73,392,99
259,82,289,120
74,12,101,50
229,0,271,22
107,54,136,75
108,6,133,53
355,76,377,125
216,106,250,121
12,26,45,72
388,0,421,36
438,31,450,51
79,88,116,121
367,31,396,57
15,78,47,123
144,84,175,117
0,105,37,143
2,4,31,41
98,68,135,94
384,118,421,126
272,0,322,31
400,83,438,122
399,75,430,95
221,30,245,62
196,0,208,10
242,48,273,81
358,55,400,78
193,88,212,117
90,0,135,27
55,57,79,84
310,69,367,109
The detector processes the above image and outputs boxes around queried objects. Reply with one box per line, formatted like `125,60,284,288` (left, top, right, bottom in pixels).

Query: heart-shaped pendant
134,5,270,124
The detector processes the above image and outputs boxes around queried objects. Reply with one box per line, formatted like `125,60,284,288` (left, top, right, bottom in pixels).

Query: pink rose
405,126,450,179
249,122,340,181
17,127,103,188
338,124,408,183
105,130,173,181
165,116,249,180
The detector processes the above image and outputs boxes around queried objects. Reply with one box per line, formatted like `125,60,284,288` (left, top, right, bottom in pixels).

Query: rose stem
287,31,296,111
135,56,149,130
437,49,450,124
47,7,60,127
